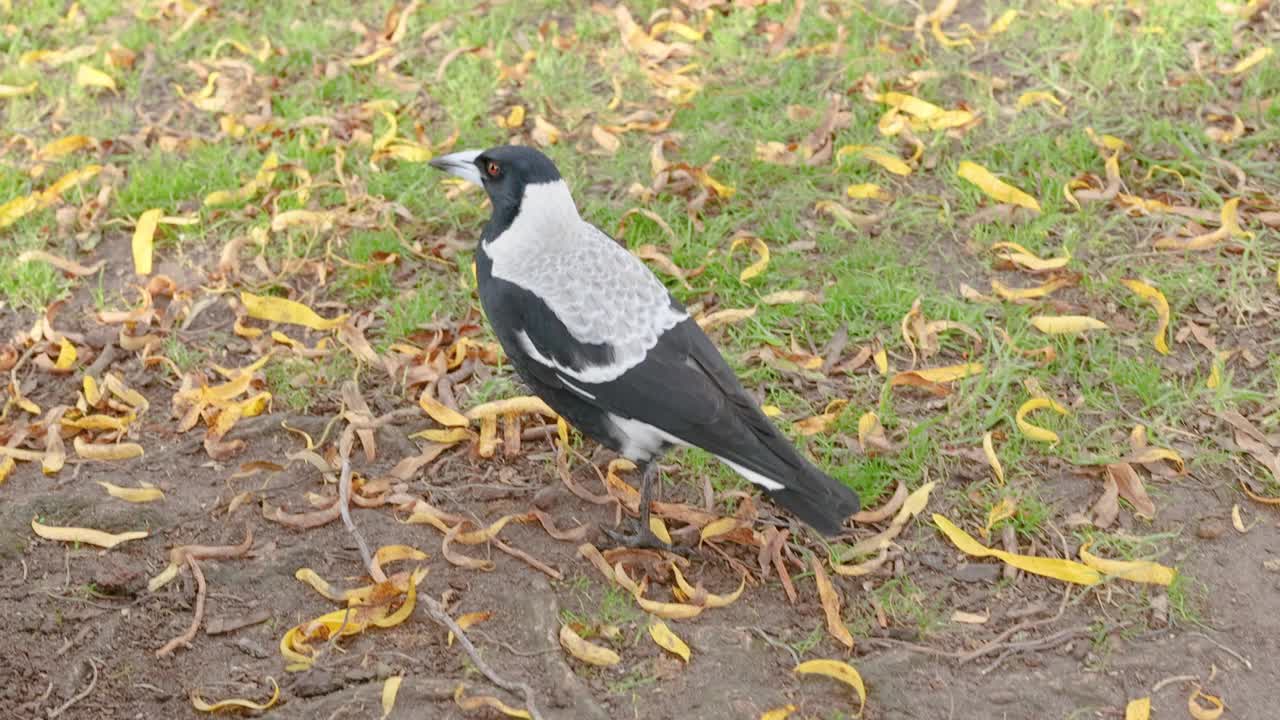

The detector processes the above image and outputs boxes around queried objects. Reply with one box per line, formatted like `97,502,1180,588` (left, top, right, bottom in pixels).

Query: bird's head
429,145,568,229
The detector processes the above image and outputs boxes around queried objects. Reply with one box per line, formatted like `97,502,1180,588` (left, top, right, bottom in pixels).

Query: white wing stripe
516,330,640,384
717,457,786,491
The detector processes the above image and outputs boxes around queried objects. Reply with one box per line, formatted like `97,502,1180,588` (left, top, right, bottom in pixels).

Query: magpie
429,145,860,548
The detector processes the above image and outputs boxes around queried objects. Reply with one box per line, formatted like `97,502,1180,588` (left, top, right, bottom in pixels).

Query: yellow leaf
1015,90,1064,111
97,481,164,503
811,555,854,649
794,398,848,436
649,516,672,545
760,706,797,720
982,432,1004,484
933,514,1101,584
531,116,561,146
0,193,39,228
39,165,101,206
454,685,532,719
204,152,278,206
846,183,890,200
54,337,77,370
1188,688,1224,720
873,347,888,374
794,659,867,717
73,436,144,460
982,497,1017,539
730,234,770,283
132,208,161,275
837,144,910,175
697,306,757,331
990,241,1070,271
240,291,347,331
0,456,13,484
271,209,335,232
957,161,1040,211
410,427,471,444
1226,46,1272,75
1029,315,1108,334
75,64,116,92
1125,697,1151,720
699,516,740,542
192,677,280,713
670,565,745,608
1154,197,1252,251
37,134,95,160
647,618,691,662
505,105,526,128
991,277,1071,301
760,290,819,305
380,676,402,719
892,362,984,384
1015,397,1068,445
465,396,557,420
0,81,38,98
1120,279,1171,354
559,624,620,666
871,92,975,130
985,9,1018,36
1079,543,1176,585
31,517,148,548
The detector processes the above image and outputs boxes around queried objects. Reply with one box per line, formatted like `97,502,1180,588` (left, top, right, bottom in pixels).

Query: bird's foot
600,522,690,555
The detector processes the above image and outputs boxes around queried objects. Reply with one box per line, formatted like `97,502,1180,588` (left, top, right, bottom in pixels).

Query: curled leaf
380,676,402,719
241,291,347,331
730,234,770,283
559,624,620,666
32,517,147,548
97,481,164,503
1015,397,1068,445
1120,279,1171,354
1079,543,1176,585
454,685,532,719
933,514,1101,585
1187,689,1224,720
957,161,1040,211
647,618,691,662
191,677,280,713
811,555,854,649
794,660,867,717
419,391,470,427
132,209,162,275
982,432,1004,484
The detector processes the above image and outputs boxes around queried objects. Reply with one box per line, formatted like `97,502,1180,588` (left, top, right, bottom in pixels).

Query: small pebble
1196,518,1226,540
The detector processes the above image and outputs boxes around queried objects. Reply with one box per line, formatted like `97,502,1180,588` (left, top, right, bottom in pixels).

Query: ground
1,0,1279,718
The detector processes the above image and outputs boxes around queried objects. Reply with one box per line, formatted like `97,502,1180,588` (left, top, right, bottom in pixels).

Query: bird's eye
486,161,501,177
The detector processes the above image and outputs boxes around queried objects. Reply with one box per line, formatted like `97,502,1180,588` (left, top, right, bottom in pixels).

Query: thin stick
420,594,545,720
45,658,98,719
155,556,207,657
334,439,545,720
492,538,562,580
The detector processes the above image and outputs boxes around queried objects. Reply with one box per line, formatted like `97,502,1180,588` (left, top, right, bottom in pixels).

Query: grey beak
428,149,484,186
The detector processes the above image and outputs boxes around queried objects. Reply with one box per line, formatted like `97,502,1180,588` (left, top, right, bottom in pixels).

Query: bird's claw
601,522,690,555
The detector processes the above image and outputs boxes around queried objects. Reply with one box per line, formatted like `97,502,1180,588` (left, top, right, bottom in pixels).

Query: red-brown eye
486,161,500,177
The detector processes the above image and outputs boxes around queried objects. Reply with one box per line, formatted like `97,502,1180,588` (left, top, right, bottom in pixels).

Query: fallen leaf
794,659,867,717
1016,90,1064,112
1079,543,1176,585
845,183,890,200
73,436,144,460
191,677,280,713
890,363,984,395
131,208,161,276
933,514,1101,585
991,277,1072,301
1225,45,1272,75
75,64,117,92
380,676,402,719
241,291,348,331
951,610,989,624
1120,279,1171,354
1125,697,1150,720
591,125,621,154
1154,198,1252,251
982,432,1005,484
837,144,911,175
1106,463,1156,519
811,555,854,649
97,481,164,503
1231,504,1247,533
0,81,38,98
696,306,757,331
454,685,531,719
980,497,1017,540
31,517,148,548
1015,397,1068,445
531,116,561,147
857,412,894,455
1030,315,1108,334
760,706,797,720
730,234,770,283
794,399,848,435
648,618,691,661
419,391,470,427
760,289,819,305
1188,688,1224,720
54,337,77,371
869,92,975,130
670,565,745,608
990,241,1070,271
957,161,1040,211
559,624,620,666
205,153,278,206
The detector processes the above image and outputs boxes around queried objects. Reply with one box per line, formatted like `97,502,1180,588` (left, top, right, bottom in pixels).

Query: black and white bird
429,145,860,547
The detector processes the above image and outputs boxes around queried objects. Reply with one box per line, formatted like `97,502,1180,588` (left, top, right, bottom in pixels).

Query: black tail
766,465,860,536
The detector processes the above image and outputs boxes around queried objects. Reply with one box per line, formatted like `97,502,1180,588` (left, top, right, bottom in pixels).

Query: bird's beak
428,149,484,186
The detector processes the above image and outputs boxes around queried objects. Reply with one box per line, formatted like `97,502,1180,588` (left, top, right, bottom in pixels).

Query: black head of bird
430,145,563,230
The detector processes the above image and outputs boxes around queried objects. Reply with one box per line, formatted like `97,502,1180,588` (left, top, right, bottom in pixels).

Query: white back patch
488,181,687,382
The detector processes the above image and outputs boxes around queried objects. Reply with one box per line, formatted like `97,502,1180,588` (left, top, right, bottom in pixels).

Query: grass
1,3,1277,707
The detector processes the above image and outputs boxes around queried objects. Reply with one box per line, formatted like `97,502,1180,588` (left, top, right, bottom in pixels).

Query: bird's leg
601,460,677,551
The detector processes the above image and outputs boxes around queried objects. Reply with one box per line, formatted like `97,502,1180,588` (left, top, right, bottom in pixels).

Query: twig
1187,631,1253,670
1152,674,1199,694
957,588,1073,664
743,626,800,666
979,626,1092,675
420,593,545,720
45,658,98,719
155,555,207,657
333,433,545,720
470,628,558,658
492,538,562,580
338,455,377,580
